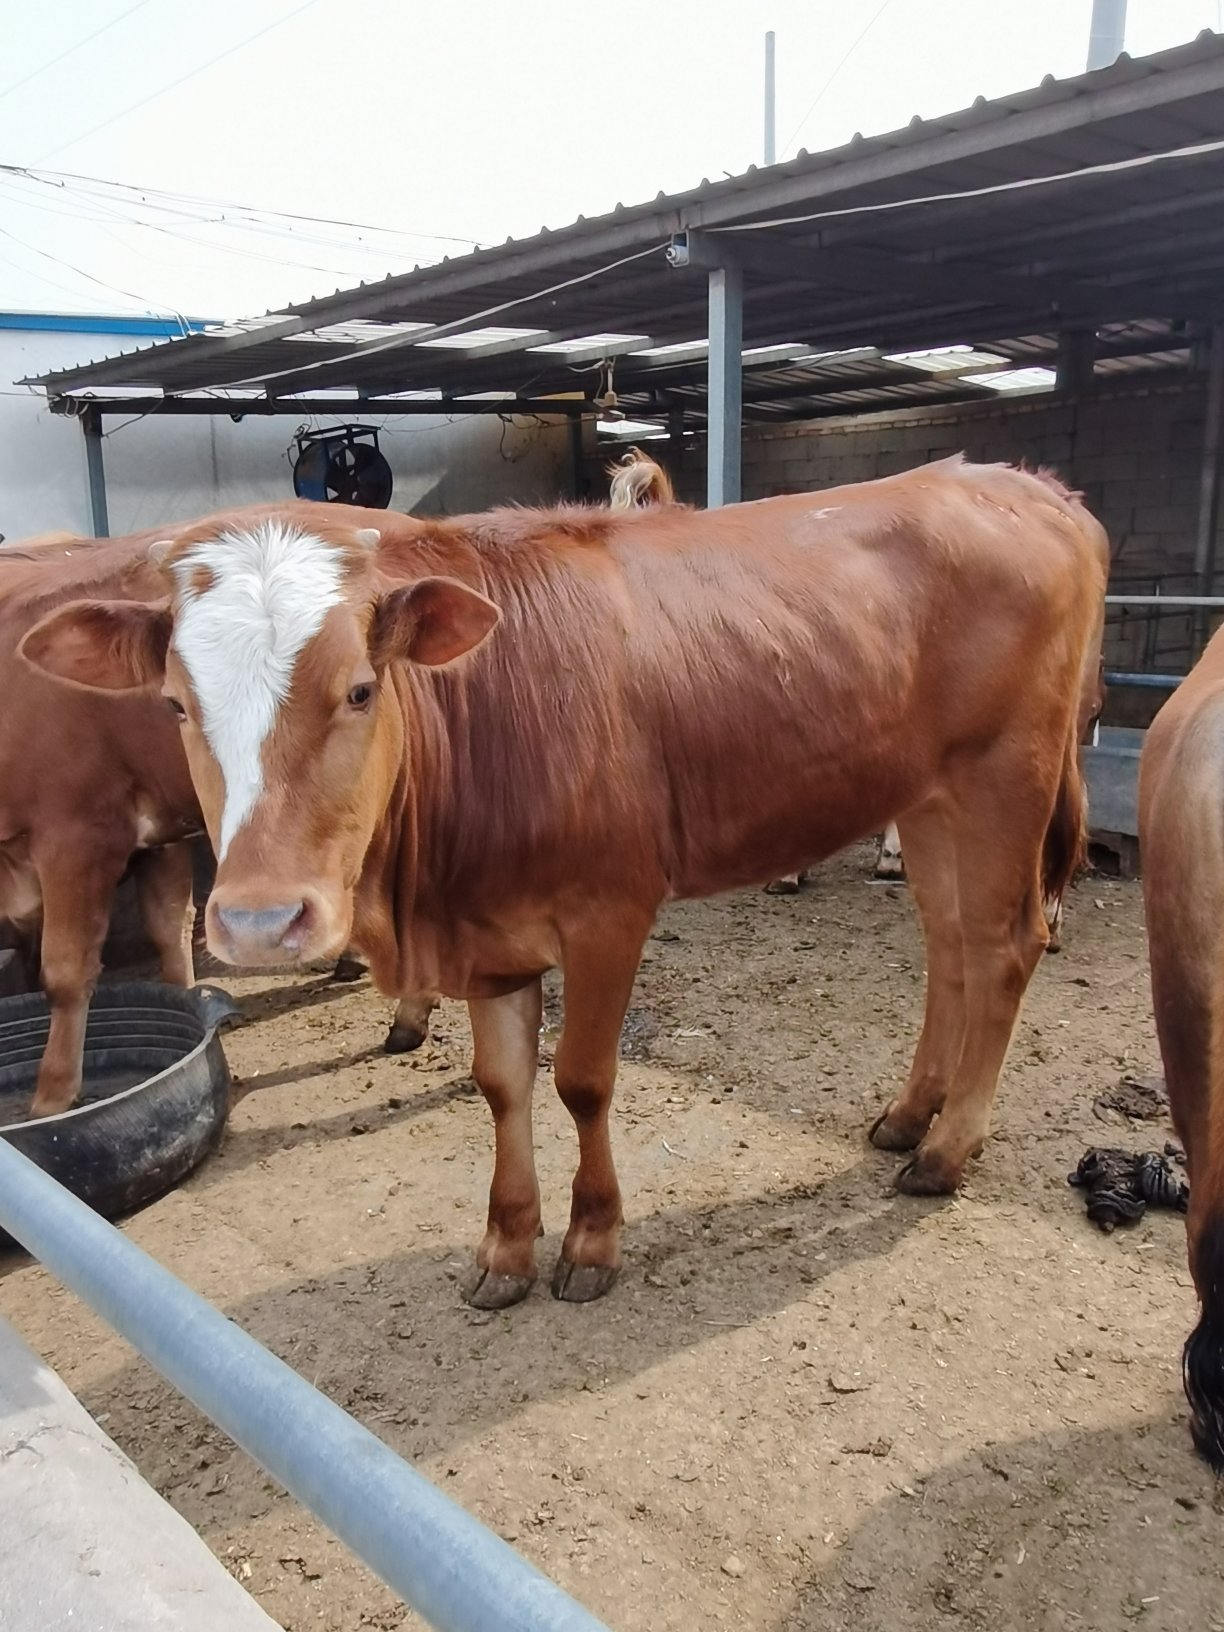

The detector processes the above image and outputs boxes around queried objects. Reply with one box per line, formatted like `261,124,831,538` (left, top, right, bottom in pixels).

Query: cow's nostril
214,902,305,948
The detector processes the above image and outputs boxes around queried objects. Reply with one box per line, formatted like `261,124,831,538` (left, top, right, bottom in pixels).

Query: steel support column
707,263,743,508
567,414,585,500
1194,323,1224,650
82,407,109,538
1056,329,1096,394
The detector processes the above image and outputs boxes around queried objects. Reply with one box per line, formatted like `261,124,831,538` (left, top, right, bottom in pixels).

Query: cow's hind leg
551,915,650,1302
331,949,366,983
384,991,438,1054
134,843,196,987
466,978,544,1309
28,839,129,1117
896,765,1053,1195
870,800,964,1152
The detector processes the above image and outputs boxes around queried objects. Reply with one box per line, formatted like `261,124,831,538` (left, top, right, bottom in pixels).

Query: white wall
0,324,573,542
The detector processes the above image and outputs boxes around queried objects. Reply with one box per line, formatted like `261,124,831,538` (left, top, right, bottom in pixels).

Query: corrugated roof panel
24,31,1224,426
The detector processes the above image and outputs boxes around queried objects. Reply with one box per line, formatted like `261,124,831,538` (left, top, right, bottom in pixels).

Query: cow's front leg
465,978,544,1309
551,915,651,1302
29,836,129,1117
764,871,806,895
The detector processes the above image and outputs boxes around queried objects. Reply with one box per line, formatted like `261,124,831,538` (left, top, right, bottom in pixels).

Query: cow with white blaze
24,465,1106,1309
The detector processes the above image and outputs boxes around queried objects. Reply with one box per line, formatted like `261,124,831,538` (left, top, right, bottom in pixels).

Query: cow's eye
347,682,373,711
167,697,187,720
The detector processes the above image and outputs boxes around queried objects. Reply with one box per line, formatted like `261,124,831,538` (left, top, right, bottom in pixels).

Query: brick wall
597,376,1217,679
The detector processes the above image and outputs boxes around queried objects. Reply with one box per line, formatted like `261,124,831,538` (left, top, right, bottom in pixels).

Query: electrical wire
2,163,487,250
0,0,154,105
781,0,895,159
0,222,192,332
34,0,323,164
0,173,447,283
0,178,416,282
0,242,151,310
711,134,1224,234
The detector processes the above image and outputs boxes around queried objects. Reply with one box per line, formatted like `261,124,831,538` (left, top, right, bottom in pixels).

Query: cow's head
20,517,499,966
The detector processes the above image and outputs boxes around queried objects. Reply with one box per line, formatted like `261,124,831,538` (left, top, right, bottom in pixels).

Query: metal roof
29,30,1224,425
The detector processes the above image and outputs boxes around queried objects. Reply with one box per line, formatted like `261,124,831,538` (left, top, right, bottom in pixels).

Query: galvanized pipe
1103,670,1182,689
81,407,109,538
1087,0,1127,70
1106,595,1224,607
764,31,776,165
0,1140,611,1632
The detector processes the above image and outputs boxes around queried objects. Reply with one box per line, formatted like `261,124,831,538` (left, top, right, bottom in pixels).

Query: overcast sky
0,0,1219,321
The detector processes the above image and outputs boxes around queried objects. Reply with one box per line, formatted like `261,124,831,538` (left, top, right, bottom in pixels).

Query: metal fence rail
0,1139,612,1632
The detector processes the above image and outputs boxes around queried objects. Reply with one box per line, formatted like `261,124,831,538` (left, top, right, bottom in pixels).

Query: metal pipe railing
1105,595,1224,607
0,1139,611,1632
1103,670,1183,689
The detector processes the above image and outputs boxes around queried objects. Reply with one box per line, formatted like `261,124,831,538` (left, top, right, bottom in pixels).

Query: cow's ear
371,577,501,668
20,599,172,691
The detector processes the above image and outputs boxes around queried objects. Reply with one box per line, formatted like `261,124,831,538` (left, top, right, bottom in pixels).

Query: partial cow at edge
25,458,1108,1309
0,528,202,1116
1139,627,1224,1471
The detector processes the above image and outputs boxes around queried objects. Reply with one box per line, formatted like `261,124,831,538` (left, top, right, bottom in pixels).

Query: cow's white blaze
170,522,344,858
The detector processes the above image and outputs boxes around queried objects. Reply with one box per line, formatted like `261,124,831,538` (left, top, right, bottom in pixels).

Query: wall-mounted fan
292,425,393,508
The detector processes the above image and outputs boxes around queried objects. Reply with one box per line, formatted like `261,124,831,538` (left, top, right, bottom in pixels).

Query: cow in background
0,526,426,1115
0,528,201,1115
27,462,1107,1308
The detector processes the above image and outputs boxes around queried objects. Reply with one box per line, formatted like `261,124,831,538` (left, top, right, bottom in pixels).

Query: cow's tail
1041,558,1107,949
608,448,675,510
1039,721,1088,950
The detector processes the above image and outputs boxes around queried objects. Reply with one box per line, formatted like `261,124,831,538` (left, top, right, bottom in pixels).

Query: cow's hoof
765,876,802,896
331,956,365,984
27,1092,74,1121
464,1267,535,1309
550,1258,620,1303
869,1103,929,1152
384,1023,427,1055
895,1150,962,1196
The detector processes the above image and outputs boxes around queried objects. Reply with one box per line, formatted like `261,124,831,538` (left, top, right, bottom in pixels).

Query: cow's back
387,459,1107,908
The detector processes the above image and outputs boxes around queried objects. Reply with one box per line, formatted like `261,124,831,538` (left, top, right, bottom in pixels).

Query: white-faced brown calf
24,460,1107,1306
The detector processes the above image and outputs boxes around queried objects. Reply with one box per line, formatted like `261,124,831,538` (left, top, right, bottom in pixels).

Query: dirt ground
1,843,1219,1632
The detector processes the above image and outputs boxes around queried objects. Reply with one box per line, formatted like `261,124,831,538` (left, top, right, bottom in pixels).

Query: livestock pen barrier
1104,594,1224,692
0,1138,612,1632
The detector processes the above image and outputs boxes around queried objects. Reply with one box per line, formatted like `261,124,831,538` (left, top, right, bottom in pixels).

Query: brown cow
0,527,423,1115
25,461,1107,1308
1139,627,1224,1469
0,529,202,1115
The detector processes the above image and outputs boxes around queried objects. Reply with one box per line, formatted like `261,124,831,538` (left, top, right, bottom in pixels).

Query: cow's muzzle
207,890,332,967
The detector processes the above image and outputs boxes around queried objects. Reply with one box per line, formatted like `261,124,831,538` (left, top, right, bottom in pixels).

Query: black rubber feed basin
0,983,238,1249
